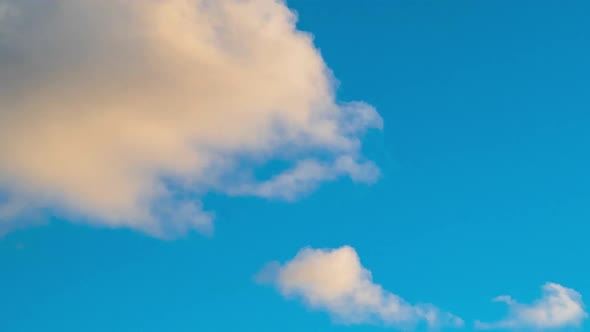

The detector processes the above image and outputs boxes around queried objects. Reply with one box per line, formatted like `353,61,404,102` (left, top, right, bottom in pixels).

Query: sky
1,0,590,331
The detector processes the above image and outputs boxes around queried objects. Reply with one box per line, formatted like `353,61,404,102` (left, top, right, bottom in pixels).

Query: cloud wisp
475,282,587,330
257,246,464,329
0,0,381,237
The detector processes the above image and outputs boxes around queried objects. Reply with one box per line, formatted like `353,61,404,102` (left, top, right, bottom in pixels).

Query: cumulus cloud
257,246,464,329
0,0,381,236
475,283,587,330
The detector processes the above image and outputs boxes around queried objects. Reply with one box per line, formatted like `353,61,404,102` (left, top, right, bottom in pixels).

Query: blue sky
1,0,590,331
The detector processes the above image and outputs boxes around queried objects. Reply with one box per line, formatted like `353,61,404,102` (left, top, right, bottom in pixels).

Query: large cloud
475,283,587,330
257,246,464,328
0,0,381,236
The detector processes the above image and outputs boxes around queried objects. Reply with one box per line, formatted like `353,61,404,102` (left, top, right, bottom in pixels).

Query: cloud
0,0,381,237
229,155,379,200
257,246,464,329
475,283,588,330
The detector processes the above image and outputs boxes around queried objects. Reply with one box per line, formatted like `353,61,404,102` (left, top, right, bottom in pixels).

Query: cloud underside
476,283,588,330
0,0,381,236
258,246,464,329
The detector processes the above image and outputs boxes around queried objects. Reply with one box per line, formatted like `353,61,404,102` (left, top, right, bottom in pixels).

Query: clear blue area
2,1,590,331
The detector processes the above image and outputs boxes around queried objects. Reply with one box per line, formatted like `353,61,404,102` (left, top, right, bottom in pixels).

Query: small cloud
475,282,587,330
229,156,380,201
258,246,463,329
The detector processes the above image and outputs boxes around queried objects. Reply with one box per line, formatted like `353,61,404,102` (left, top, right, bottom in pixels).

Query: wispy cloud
0,0,381,237
257,246,463,329
475,283,587,330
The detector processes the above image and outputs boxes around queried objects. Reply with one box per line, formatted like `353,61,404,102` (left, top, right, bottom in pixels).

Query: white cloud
229,155,379,200
0,0,381,237
257,246,464,329
475,283,588,330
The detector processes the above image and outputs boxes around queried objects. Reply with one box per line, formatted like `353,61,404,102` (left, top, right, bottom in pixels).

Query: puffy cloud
475,283,587,330
0,0,381,236
257,246,464,328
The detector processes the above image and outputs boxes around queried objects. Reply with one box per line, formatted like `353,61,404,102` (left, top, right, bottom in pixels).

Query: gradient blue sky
2,1,590,331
